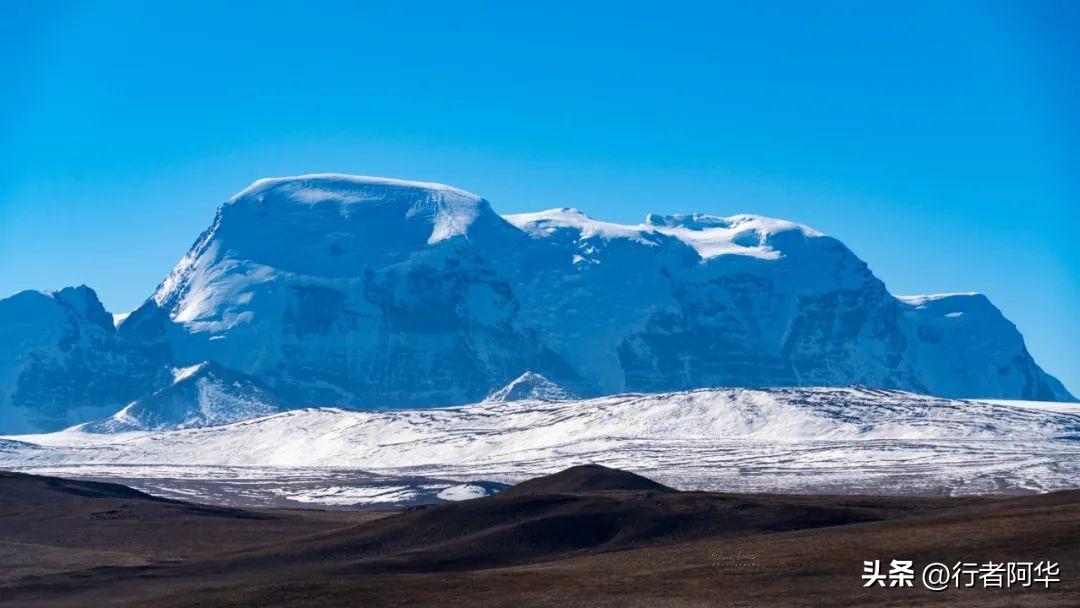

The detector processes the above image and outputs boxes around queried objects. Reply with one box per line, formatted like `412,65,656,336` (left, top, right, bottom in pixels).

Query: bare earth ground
0,467,1076,607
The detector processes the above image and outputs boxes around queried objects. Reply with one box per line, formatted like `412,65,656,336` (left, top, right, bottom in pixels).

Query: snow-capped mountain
0,174,1072,433
5,387,1078,496
485,372,578,402
118,175,541,409
0,286,163,433
77,361,284,433
122,174,1071,405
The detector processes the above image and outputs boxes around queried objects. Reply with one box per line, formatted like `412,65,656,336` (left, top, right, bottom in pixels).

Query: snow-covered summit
1,286,115,332
0,286,161,434
78,361,283,433
225,174,493,246
228,173,482,204
485,372,578,402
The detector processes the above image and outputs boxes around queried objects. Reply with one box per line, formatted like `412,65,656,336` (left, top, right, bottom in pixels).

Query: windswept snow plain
2,387,1077,505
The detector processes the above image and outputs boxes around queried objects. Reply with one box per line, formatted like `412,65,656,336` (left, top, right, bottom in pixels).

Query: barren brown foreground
1,466,1077,607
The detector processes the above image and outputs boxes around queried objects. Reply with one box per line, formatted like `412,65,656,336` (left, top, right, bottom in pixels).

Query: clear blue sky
1,1,1076,393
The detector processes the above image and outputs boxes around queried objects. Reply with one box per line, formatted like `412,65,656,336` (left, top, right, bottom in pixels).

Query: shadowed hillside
0,467,1076,607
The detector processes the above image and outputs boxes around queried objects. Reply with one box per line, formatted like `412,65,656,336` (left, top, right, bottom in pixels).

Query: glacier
0,174,1073,434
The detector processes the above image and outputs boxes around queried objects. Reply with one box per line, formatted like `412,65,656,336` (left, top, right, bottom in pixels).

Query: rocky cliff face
0,174,1071,433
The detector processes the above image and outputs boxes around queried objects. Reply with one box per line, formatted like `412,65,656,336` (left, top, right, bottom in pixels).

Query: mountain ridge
0,174,1072,433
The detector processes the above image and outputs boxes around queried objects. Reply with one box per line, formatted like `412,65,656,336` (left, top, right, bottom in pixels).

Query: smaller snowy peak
486,372,579,402
52,285,113,326
172,362,211,384
14,286,115,331
78,361,284,433
0,285,115,333
895,293,1073,401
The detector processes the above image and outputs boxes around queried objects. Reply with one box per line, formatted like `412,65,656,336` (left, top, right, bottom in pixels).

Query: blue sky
1,1,1076,392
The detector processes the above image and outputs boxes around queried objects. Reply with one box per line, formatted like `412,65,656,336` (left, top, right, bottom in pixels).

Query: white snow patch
271,485,420,505
171,363,209,384
895,293,982,306
436,484,492,501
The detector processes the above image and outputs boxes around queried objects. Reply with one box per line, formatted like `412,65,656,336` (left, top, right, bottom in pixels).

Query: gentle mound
215,465,933,575
498,464,675,498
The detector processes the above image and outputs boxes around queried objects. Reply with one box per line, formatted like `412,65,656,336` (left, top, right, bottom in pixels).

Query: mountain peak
223,173,493,247
486,372,578,402
78,361,283,433
0,285,114,332
149,174,511,311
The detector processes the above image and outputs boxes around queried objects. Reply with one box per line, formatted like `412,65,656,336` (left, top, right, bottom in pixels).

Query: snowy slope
4,387,1078,495
77,362,285,432
485,372,577,402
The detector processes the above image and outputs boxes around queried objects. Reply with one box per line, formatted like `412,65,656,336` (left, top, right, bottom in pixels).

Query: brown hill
497,463,675,497
1,468,1076,607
